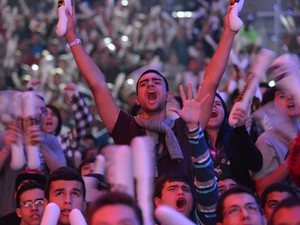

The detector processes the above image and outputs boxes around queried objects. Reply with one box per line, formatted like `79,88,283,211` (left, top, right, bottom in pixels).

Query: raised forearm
255,162,289,197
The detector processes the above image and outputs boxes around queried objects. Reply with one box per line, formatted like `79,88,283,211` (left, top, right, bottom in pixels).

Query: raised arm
253,133,290,197
61,83,92,148
64,3,120,133
188,127,219,224
196,10,238,129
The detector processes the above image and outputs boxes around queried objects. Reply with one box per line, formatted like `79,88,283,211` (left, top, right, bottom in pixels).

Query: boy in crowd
44,167,86,225
260,183,296,225
16,180,46,225
270,197,300,225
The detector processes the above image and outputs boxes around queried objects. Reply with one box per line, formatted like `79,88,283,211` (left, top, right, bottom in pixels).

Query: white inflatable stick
268,53,300,108
56,0,72,36
114,145,134,197
155,205,196,225
10,92,26,170
40,203,60,225
131,136,155,225
228,0,245,31
69,208,87,225
228,49,276,127
22,91,41,169
94,154,106,175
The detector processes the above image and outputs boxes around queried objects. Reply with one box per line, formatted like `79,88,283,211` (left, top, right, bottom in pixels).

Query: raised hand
229,106,248,127
3,122,21,150
64,82,79,97
65,0,77,41
169,83,209,130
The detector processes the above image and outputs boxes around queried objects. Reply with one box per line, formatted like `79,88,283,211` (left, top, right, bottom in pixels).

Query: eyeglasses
20,199,44,208
223,203,260,217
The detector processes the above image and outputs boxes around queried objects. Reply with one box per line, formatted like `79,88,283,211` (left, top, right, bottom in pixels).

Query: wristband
68,38,82,48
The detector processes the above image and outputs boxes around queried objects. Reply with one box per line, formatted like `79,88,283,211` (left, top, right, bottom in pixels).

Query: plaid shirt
58,93,92,167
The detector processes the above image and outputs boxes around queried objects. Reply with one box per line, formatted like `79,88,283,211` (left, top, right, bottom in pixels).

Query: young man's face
154,181,193,217
218,178,237,196
80,162,95,176
48,180,85,225
220,193,265,225
274,91,297,117
90,204,140,225
136,73,168,114
263,191,292,224
271,205,300,225
16,188,45,225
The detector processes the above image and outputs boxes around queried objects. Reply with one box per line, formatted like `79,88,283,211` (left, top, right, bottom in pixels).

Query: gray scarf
134,115,184,161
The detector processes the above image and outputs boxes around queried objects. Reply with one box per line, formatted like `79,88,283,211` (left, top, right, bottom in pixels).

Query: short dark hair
216,185,262,222
16,180,44,208
260,183,297,208
46,104,62,136
154,171,192,199
136,69,169,93
78,157,96,174
89,191,143,225
15,169,46,192
270,197,300,225
44,167,86,200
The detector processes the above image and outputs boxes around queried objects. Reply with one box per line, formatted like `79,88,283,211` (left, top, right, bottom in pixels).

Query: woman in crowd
205,93,263,191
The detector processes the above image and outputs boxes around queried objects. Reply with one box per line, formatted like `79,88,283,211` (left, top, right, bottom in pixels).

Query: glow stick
56,0,72,37
22,92,41,169
228,0,245,31
10,92,26,170
228,49,276,127
74,150,82,170
94,154,106,175
82,176,99,202
101,145,117,186
268,53,300,108
114,145,134,197
69,208,87,225
155,205,196,225
131,136,155,225
40,203,60,225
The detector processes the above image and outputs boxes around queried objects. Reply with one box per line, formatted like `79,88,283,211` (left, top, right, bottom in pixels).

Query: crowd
1,0,300,225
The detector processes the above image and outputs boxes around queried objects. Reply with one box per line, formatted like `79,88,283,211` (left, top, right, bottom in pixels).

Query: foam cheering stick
94,154,106,175
155,205,196,225
82,175,99,202
40,203,60,225
82,154,107,202
228,0,245,31
113,145,134,197
131,136,155,225
56,0,72,36
69,208,87,225
268,53,300,108
228,48,276,127
74,150,82,170
10,92,26,170
22,91,41,169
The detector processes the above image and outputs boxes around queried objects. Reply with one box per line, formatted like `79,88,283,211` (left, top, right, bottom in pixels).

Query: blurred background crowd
0,0,299,146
